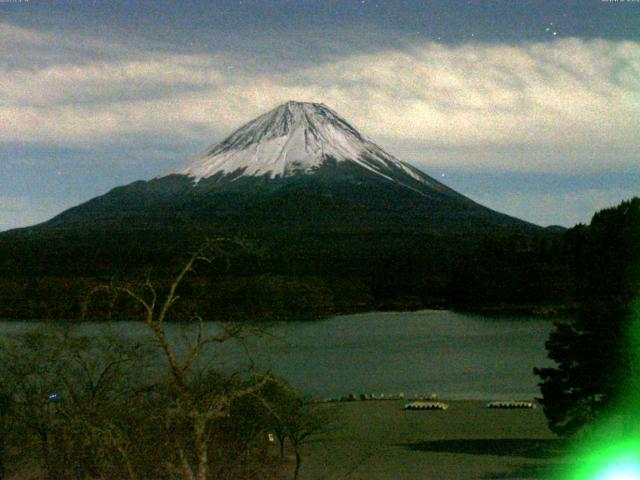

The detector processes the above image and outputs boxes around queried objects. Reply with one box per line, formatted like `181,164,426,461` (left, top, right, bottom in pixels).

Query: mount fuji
0,101,547,317
167,101,468,201
172,101,452,193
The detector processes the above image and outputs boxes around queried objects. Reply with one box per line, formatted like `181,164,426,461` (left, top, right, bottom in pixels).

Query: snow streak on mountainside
172,101,438,188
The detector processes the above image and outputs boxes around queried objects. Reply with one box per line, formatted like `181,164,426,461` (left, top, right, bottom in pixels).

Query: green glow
555,201,640,480
556,299,640,480
557,438,639,480
595,461,640,480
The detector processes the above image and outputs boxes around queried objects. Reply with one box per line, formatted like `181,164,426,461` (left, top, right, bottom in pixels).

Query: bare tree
256,379,333,480
0,239,285,479
87,238,273,480
0,327,150,480
0,386,14,480
280,400,329,480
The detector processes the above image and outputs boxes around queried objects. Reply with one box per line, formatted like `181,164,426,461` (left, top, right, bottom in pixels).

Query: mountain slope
0,101,551,318
35,101,536,235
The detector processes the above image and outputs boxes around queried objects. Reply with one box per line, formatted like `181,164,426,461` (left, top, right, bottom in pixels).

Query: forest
0,198,637,322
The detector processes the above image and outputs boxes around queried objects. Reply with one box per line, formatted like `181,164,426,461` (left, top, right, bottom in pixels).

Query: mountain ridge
2,100,544,246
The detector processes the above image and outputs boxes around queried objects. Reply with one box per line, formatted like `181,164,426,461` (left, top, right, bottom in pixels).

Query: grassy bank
293,400,571,480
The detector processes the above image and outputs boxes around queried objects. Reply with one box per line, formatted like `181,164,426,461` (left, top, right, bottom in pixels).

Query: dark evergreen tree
534,302,632,436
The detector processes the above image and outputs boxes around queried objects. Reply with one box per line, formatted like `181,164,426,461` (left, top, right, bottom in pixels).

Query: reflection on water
0,310,557,400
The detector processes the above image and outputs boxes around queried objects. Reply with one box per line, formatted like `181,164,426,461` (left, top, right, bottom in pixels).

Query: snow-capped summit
172,101,431,187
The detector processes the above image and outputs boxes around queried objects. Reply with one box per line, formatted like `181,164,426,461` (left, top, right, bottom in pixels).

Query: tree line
534,197,640,437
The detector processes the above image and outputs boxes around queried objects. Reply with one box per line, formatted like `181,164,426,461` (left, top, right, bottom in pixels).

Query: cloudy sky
1,0,639,230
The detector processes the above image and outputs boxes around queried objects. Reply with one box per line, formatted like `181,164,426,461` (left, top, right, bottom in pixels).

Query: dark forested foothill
534,197,640,436
446,233,573,314
0,198,638,322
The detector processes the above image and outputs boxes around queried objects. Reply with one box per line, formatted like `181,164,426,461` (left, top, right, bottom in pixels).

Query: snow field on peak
171,101,432,188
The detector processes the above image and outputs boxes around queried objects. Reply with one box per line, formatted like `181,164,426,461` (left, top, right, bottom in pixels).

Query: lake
0,310,557,400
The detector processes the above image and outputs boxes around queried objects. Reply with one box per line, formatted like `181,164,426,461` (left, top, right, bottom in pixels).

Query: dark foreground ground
294,400,572,480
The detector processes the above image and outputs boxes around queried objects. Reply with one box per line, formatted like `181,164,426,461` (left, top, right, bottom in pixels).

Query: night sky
1,0,639,229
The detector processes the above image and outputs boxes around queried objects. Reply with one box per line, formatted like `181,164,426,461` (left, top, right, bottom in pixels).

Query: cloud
1,22,639,174
0,22,127,66
313,40,640,148
467,187,640,228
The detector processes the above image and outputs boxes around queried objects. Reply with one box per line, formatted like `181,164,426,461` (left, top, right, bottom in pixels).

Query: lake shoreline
0,303,571,323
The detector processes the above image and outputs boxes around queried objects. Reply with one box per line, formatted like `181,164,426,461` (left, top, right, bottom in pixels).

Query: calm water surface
0,310,556,400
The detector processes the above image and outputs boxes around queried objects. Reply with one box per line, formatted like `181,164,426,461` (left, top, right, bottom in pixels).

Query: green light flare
556,300,640,480
623,299,640,414
595,462,640,480
561,440,640,480
615,298,640,443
